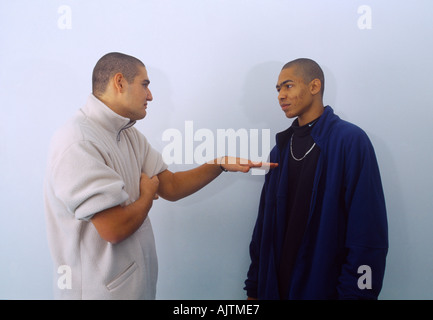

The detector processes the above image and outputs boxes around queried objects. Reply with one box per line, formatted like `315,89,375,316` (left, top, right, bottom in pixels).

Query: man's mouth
281,104,291,111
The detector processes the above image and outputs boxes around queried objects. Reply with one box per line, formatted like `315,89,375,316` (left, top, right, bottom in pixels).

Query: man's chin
284,111,296,119
136,111,147,120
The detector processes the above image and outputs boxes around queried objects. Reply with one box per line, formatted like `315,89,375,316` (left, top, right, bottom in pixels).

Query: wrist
219,156,228,172
137,191,155,208
207,156,228,172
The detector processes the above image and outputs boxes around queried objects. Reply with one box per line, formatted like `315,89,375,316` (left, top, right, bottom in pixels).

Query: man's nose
147,89,153,101
278,90,286,101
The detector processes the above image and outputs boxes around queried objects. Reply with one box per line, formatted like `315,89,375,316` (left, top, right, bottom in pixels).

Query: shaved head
282,58,325,97
92,52,145,97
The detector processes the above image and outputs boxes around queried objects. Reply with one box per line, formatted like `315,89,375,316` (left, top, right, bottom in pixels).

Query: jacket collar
81,94,136,141
311,106,340,148
275,106,338,149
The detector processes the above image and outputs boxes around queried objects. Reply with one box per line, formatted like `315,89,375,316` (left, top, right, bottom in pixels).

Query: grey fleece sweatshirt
44,94,167,299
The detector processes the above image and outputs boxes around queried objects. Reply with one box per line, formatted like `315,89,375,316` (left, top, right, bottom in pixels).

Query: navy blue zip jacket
245,106,388,299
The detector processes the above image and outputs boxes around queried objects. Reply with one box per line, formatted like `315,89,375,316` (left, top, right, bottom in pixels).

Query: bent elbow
99,232,126,245
92,223,129,244
160,194,181,202
158,190,181,202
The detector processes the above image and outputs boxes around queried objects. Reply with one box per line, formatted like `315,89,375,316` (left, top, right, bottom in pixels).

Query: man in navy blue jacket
244,59,388,299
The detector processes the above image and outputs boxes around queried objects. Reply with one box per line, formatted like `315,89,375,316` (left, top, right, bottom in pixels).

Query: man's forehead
279,67,298,79
277,67,298,86
137,66,149,81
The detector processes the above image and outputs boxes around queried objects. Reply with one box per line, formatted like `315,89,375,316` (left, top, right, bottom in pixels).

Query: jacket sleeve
244,184,267,299
337,128,388,299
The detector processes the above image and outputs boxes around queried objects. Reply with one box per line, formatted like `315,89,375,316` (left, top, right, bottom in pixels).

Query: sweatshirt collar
81,94,136,141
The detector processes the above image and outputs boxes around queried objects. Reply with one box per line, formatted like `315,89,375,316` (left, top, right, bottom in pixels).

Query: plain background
1,0,432,299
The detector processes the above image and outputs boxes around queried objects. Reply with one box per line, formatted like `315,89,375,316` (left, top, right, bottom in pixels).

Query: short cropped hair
282,58,325,97
92,52,145,96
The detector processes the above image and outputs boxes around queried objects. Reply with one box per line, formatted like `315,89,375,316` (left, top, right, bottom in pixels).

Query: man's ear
112,72,125,93
310,78,322,96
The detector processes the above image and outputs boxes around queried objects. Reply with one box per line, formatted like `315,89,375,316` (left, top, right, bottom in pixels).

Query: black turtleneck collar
291,117,321,137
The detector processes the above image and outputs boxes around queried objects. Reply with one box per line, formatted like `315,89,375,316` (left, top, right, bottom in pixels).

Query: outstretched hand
218,156,278,173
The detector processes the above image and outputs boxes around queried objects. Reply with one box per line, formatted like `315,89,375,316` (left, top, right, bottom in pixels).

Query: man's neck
297,102,324,126
93,93,124,118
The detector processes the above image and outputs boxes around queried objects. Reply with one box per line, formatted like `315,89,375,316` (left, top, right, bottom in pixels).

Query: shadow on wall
239,61,285,131
370,134,409,299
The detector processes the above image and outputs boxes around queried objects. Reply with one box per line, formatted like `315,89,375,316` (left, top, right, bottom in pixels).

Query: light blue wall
1,0,432,299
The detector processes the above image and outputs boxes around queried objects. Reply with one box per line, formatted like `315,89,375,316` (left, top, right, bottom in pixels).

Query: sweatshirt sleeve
337,128,388,299
139,134,168,176
50,140,129,221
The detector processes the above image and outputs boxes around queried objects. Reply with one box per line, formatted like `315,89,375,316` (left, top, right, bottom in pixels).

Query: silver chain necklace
290,133,316,161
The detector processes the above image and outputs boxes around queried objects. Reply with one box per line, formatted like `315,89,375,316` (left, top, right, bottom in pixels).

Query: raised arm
157,156,277,202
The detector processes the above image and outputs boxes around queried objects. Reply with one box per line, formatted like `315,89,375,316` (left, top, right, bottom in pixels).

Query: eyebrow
142,79,150,85
276,79,294,90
